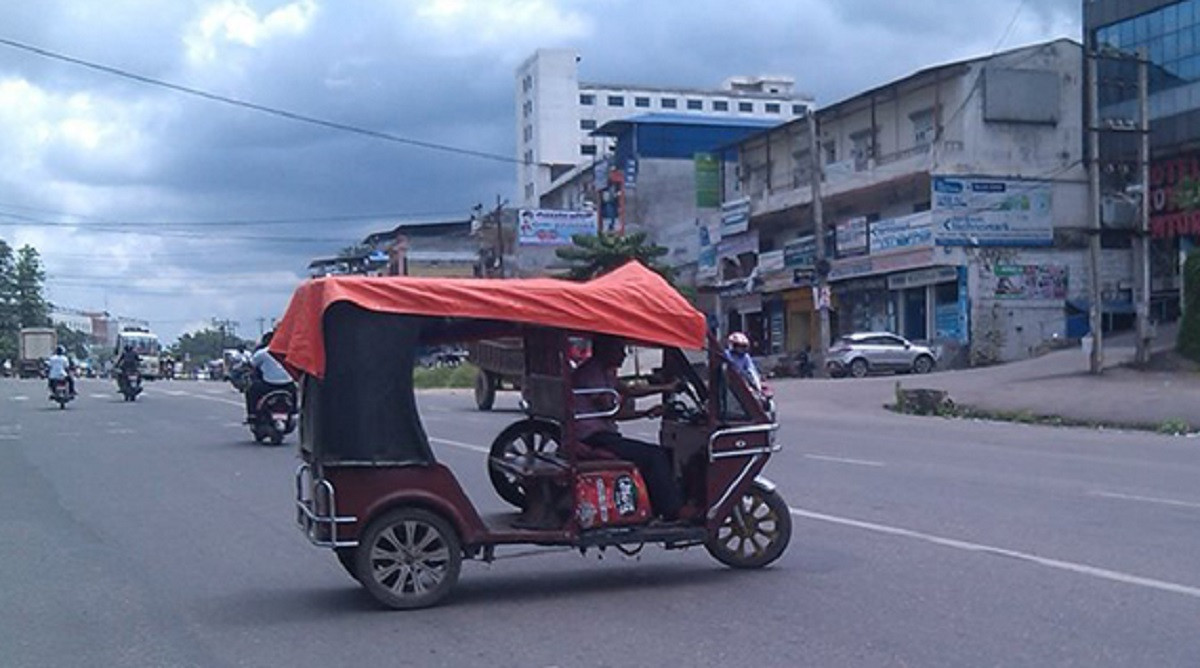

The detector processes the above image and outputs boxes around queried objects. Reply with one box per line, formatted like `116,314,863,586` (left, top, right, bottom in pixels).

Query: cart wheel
355,507,461,610
488,418,561,508
705,483,791,569
335,547,360,582
474,370,496,411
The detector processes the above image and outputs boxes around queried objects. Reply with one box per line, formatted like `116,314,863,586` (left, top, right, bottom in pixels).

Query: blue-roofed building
534,113,788,284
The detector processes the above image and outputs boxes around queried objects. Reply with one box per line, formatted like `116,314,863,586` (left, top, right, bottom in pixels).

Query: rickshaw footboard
578,524,707,550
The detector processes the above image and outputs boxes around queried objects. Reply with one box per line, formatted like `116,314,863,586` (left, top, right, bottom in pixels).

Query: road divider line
10,396,28,401
430,437,489,454
789,506,1200,600
1090,490,1200,510
145,387,243,407
804,454,885,467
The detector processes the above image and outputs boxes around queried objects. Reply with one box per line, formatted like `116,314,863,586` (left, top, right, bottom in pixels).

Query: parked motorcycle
249,385,297,445
49,378,74,409
118,372,143,402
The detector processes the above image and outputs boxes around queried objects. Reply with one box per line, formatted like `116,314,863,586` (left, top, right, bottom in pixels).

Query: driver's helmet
55,345,66,355
727,332,751,352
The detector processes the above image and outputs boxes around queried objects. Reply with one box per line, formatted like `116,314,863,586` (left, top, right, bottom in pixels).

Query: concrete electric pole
1135,48,1153,365
807,110,831,378
1086,52,1105,374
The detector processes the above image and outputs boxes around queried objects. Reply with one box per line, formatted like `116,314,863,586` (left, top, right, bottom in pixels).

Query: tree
14,245,49,328
170,327,254,366
1178,251,1200,362
555,231,674,282
0,239,16,362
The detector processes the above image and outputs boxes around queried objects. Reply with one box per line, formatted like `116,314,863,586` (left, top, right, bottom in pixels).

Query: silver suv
826,332,937,378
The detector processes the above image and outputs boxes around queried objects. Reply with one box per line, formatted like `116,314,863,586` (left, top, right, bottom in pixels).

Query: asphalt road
2,377,1199,667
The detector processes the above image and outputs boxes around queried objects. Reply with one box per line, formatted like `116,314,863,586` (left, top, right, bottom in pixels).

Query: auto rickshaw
273,262,790,609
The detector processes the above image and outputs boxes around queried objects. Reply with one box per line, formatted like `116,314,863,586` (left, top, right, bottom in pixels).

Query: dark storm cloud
0,0,1078,341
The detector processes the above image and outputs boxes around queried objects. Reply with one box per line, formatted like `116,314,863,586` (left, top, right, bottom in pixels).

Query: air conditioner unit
1101,196,1137,228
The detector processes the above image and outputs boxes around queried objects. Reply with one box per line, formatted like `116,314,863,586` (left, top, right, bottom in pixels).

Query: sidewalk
771,323,1200,433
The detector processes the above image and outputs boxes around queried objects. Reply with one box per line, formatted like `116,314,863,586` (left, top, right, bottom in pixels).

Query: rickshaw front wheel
355,507,462,610
705,484,791,569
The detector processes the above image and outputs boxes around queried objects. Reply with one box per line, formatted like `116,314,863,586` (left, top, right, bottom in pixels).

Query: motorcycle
118,371,143,402
249,385,297,445
49,378,74,409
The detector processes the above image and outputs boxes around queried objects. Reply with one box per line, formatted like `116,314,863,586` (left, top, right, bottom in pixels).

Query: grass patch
413,363,477,389
888,401,1197,436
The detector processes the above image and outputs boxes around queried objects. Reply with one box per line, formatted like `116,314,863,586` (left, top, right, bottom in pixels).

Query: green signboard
694,153,720,208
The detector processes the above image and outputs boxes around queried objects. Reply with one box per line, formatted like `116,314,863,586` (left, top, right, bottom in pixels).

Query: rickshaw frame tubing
295,463,358,548
707,422,780,461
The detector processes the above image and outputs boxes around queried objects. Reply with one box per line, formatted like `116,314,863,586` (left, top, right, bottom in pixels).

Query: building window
580,93,595,105
765,103,781,113
687,99,704,110
713,100,729,111
661,97,677,109
580,119,597,130
581,144,597,156
911,108,936,145
607,95,625,107
523,100,533,118
523,149,533,164
522,75,532,93
792,104,807,115
635,96,651,108
739,101,754,112
823,141,836,164
523,125,533,142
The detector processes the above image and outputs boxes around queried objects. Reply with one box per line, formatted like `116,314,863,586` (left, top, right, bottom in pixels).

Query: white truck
18,327,58,378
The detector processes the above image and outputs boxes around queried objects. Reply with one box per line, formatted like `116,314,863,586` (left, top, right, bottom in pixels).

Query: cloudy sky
0,0,1079,344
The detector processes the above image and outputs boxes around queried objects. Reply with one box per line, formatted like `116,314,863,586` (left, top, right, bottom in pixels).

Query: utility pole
493,195,507,278
807,110,831,377
1087,53,1104,374
1135,48,1152,365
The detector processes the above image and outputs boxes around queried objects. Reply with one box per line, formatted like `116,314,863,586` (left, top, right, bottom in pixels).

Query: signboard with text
869,212,933,254
517,209,598,246
721,197,751,237
931,176,1053,246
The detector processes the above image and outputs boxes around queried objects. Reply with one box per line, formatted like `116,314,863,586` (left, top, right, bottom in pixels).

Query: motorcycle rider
46,345,76,397
115,344,141,394
244,331,295,422
725,332,763,392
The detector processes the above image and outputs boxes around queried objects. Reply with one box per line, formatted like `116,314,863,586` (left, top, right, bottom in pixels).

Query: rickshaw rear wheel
355,507,462,610
487,418,562,508
705,484,791,569
474,370,496,411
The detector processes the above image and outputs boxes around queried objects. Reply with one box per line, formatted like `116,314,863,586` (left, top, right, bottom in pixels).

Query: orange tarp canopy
271,261,707,378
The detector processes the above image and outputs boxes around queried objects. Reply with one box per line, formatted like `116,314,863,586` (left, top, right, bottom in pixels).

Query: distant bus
115,327,162,380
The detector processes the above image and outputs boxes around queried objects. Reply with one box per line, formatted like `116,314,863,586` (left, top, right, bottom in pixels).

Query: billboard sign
869,212,933,254
932,176,1053,246
518,209,598,246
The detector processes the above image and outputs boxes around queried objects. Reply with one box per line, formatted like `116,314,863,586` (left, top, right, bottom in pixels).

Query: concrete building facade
715,39,1122,365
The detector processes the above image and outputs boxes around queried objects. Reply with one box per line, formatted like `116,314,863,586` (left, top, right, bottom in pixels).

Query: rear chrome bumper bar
295,463,358,548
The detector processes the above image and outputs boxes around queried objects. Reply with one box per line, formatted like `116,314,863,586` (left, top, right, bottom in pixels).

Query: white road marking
0,434,19,440
161,390,189,397
804,454,885,467
145,388,243,407
1090,490,1200,510
90,393,110,399
790,506,1200,600
10,396,28,401
107,428,135,435
430,437,489,454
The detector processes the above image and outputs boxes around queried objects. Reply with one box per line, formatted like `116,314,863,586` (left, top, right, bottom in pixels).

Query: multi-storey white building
515,48,813,207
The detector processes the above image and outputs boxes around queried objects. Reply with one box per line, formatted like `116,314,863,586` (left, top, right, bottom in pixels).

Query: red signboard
1149,153,1200,239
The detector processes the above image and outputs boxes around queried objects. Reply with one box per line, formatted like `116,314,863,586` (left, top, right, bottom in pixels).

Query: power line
992,0,1028,54
0,200,467,227
0,36,539,168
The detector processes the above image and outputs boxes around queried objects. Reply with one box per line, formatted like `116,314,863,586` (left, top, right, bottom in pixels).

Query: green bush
1179,252,1200,363
413,362,477,389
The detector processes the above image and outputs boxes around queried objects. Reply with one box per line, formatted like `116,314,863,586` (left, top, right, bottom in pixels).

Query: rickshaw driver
573,335,689,521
